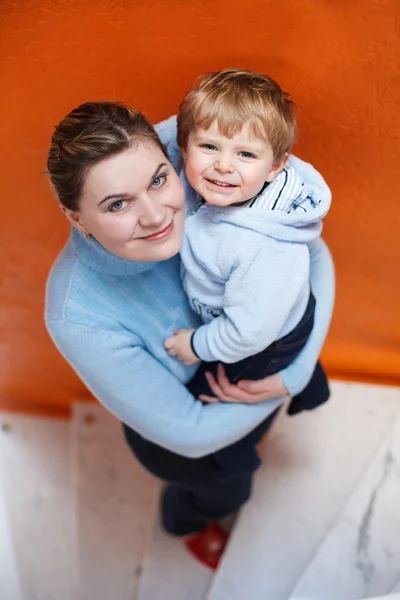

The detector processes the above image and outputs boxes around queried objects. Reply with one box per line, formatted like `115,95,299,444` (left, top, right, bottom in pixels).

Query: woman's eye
152,174,167,188
109,199,129,212
239,151,256,159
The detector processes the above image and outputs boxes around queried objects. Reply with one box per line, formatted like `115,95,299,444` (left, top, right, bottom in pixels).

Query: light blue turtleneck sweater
45,117,335,458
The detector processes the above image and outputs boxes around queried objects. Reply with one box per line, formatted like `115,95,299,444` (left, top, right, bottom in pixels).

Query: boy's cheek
187,155,207,176
185,162,198,182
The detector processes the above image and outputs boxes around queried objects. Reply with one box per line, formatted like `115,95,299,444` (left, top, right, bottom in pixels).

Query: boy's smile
183,120,287,207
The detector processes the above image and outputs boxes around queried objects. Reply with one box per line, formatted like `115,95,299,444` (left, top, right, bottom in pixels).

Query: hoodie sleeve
192,240,309,363
278,237,335,395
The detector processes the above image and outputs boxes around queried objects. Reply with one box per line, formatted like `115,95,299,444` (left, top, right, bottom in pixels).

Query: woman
46,102,334,554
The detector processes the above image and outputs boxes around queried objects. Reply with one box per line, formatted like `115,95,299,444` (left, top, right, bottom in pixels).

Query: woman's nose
137,197,166,227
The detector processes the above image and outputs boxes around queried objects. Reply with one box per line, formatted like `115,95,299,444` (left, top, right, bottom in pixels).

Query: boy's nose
214,157,234,174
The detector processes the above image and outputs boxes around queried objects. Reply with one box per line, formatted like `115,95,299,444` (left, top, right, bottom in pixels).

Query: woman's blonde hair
177,68,298,162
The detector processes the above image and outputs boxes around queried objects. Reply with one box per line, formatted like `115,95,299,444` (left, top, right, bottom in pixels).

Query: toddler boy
165,68,331,406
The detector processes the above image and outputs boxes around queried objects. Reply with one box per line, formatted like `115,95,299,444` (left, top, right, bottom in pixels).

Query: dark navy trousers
123,294,330,535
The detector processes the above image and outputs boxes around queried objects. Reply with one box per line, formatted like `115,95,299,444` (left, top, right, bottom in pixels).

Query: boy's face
183,120,287,206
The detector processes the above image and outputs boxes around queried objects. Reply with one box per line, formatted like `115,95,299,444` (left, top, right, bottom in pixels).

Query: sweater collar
71,228,161,276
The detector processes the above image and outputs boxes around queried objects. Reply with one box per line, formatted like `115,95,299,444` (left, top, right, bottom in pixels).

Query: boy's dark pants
123,294,329,536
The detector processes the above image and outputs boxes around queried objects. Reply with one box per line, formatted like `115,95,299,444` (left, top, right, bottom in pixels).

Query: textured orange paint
0,0,399,413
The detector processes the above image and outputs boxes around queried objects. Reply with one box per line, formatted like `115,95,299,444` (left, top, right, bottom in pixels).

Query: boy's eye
200,143,217,151
239,151,256,159
109,199,129,212
152,174,167,188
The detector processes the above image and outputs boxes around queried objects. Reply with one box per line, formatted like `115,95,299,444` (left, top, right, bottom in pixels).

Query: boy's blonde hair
177,68,298,163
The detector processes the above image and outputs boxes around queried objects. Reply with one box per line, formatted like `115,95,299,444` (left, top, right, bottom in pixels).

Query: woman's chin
123,233,183,263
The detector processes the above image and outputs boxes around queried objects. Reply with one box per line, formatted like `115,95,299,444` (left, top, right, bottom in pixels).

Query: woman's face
65,140,185,262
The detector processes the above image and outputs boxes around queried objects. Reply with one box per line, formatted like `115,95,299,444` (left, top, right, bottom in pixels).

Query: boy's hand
164,329,200,366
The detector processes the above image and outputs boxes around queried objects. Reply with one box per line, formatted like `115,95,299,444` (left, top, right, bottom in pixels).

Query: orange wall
1,0,399,413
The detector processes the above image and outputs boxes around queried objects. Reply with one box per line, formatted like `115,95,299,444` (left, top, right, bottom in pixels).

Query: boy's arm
190,243,308,364
196,238,335,403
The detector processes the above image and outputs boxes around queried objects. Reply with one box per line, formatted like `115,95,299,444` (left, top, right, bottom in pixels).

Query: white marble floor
137,500,214,600
392,581,400,593
206,382,400,600
290,411,400,600
0,458,23,600
1,381,400,600
73,403,157,600
359,595,400,600
0,413,74,600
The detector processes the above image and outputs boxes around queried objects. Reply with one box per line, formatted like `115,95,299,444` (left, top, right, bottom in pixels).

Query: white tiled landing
290,412,400,600
291,596,400,600
0,455,24,600
206,381,400,600
73,402,158,600
360,596,400,600
0,412,74,600
393,582,400,593
137,489,214,600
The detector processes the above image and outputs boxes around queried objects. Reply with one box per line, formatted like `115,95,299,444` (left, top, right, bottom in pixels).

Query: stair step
206,381,400,600
0,454,24,600
73,402,157,600
360,595,400,600
137,489,214,600
290,411,400,599
292,593,400,600
0,412,74,600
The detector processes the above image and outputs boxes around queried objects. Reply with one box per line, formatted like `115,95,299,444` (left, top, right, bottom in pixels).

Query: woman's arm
278,236,335,395
47,318,283,458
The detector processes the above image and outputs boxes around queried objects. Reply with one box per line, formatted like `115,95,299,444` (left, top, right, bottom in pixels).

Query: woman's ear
265,152,289,182
60,205,87,234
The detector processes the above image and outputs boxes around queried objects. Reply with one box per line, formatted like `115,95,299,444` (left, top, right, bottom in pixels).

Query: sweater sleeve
192,243,308,363
278,237,335,395
46,320,282,458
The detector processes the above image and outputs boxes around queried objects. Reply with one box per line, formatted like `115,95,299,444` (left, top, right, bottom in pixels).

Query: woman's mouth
142,221,174,241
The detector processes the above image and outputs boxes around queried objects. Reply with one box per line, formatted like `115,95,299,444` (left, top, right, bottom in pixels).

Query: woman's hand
199,363,289,404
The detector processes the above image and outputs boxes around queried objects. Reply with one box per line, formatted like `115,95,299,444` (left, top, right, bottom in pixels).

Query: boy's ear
181,147,187,162
265,152,289,182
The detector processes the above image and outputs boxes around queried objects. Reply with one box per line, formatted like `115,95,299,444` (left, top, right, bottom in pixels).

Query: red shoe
184,522,229,570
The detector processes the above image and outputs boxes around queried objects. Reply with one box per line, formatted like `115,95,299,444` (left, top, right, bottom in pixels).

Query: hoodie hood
204,161,331,243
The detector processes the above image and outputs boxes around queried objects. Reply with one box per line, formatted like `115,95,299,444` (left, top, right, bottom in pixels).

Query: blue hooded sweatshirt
180,159,331,363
